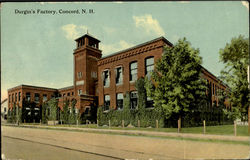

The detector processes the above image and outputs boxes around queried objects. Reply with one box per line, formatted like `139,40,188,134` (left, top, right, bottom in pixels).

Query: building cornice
8,84,58,92
98,37,172,66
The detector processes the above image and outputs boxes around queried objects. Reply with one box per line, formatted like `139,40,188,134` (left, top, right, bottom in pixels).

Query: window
72,92,74,96
15,93,17,102
47,107,50,116
116,93,124,110
115,67,123,84
43,94,47,102
67,92,70,96
146,96,154,108
130,91,138,109
26,92,31,101
212,83,214,95
63,93,66,97
104,95,110,111
12,94,14,103
34,93,40,102
78,89,82,95
18,92,21,101
75,108,79,114
130,62,137,81
102,70,110,87
145,57,154,76
91,71,97,78
77,72,82,79
9,95,10,103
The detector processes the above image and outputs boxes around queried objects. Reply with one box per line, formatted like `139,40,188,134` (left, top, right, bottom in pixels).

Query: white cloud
61,24,88,40
100,40,134,56
133,14,165,37
241,1,249,10
103,27,116,34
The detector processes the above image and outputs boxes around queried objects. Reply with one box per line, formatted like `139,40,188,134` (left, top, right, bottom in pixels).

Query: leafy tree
148,38,207,122
41,102,48,123
69,99,77,124
47,98,58,121
122,92,131,126
62,100,70,124
219,35,249,120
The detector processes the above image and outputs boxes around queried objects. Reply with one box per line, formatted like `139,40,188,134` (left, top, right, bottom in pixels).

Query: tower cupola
75,33,100,49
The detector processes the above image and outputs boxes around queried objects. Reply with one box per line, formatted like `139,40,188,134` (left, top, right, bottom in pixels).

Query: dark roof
75,33,100,43
201,66,229,88
1,98,7,104
8,84,58,91
58,85,74,91
101,36,173,59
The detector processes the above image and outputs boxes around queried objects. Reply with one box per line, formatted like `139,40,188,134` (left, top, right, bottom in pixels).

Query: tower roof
75,33,100,43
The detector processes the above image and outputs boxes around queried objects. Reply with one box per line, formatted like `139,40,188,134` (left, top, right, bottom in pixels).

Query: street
1,126,250,160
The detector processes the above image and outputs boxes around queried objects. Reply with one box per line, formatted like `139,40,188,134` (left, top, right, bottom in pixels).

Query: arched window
116,93,124,110
104,95,110,111
130,91,138,109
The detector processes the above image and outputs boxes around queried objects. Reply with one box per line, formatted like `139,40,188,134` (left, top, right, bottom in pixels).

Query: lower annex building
7,33,229,122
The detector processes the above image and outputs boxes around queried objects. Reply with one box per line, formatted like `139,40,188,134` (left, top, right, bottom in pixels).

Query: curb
2,124,250,143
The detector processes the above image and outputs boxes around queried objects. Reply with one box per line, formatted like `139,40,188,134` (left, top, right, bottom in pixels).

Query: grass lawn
12,122,249,137
50,123,249,136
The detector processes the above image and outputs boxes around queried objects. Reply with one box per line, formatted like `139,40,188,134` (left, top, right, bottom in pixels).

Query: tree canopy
219,35,249,119
147,38,207,119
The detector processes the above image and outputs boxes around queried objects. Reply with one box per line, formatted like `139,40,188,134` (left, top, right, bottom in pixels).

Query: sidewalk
3,123,250,143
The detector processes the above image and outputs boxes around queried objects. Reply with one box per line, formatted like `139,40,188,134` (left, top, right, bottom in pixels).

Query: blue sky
1,1,249,101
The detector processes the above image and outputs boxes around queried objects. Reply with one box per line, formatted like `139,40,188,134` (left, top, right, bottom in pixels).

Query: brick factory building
7,33,229,122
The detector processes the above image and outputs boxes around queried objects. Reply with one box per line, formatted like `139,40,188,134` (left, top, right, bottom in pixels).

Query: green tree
219,35,249,121
122,92,131,126
41,102,48,123
62,100,70,124
47,98,58,121
68,99,77,124
149,38,207,122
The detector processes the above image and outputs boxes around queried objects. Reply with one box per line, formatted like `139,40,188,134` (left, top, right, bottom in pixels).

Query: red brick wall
97,39,166,109
8,86,57,109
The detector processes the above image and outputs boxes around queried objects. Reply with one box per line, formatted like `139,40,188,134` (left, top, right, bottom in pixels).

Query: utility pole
248,65,250,135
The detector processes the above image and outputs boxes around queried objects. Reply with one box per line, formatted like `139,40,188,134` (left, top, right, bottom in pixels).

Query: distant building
1,98,8,119
7,33,229,122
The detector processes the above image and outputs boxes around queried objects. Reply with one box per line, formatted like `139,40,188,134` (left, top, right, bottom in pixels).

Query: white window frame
102,69,110,87
115,66,123,85
116,93,124,110
130,61,138,82
78,89,82,95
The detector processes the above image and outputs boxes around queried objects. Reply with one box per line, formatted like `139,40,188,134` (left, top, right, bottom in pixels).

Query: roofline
58,85,74,91
75,33,100,42
201,66,229,88
8,84,58,92
100,36,173,60
1,98,8,104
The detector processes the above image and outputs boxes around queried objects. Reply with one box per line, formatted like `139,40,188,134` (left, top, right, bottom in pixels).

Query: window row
9,92,21,103
208,80,224,97
102,57,154,87
103,91,153,111
59,92,75,97
25,92,52,102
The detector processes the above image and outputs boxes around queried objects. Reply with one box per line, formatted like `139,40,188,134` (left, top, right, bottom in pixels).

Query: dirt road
2,126,250,160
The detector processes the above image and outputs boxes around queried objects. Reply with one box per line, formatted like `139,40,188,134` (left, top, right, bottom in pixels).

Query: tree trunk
248,106,250,135
178,116,181,133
